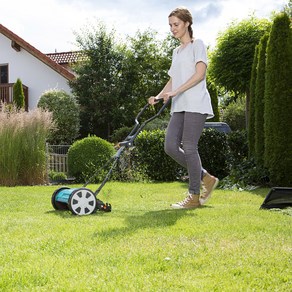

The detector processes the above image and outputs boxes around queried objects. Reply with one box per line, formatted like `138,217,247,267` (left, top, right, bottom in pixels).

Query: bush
220,130,271,188
226,130,248,166
134,129,185,181
68,136,115,183
221,158,270,189
38,89,80,145
199,129,230,179
49,171,67,182
110,126,133,144
13,78,25,109
221,98,246,131
264,13,292,186
133,128,230,182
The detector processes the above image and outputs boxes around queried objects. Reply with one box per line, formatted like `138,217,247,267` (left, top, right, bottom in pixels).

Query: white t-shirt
168,39,214,119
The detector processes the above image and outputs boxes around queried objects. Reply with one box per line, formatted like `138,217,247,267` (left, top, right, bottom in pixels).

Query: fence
46,144,70,174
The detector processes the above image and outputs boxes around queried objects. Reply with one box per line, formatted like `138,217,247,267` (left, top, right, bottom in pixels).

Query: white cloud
1,0,288,53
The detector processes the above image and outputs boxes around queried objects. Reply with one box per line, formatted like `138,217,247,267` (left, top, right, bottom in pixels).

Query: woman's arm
148,78,173,105
163,61,207,99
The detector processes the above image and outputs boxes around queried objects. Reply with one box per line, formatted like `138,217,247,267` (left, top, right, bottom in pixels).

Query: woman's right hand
148,96,160,105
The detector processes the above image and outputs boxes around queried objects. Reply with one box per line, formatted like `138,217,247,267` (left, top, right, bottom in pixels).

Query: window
0,65,8,84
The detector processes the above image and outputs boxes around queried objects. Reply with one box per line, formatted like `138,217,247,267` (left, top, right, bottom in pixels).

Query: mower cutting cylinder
52,187,97,216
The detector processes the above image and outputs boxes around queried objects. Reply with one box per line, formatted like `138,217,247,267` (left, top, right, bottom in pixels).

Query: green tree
283,0,292,17
70,24,175,140
70,22,126,139
248,44,259,157
119,30,173,122
209,16,271,124
13,78,25,109
207,80,219,122
264,13,292,185
254,33,269,165
38,89,80,144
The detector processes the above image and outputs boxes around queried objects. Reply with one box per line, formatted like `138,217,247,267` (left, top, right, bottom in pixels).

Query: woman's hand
148,96,161,105
161,90,177,102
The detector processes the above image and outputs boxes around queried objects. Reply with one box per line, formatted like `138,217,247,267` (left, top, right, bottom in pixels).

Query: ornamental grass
0,103,53,186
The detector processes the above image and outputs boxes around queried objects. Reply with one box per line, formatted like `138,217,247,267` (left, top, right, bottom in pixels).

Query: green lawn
0,182,291,291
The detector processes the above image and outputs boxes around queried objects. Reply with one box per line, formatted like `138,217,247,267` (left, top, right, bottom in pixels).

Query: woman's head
168,7,193,39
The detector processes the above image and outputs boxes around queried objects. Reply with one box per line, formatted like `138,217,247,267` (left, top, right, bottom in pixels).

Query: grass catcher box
260,187,292,209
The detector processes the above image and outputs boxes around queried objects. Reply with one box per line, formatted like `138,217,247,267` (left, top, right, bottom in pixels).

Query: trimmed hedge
134,129,184,181
68,136,115,183
133,128,230,181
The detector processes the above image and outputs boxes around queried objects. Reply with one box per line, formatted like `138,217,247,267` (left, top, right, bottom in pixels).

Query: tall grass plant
0,104,52,186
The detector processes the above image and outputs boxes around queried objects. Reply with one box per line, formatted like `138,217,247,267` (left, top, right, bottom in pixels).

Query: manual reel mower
51,98,170,216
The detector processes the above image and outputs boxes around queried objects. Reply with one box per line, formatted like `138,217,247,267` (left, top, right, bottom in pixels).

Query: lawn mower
51,98,170,216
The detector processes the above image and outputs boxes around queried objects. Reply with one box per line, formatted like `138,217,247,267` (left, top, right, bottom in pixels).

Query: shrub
264,13,292,186
220,130,271,188
13,78,25,109
221,98,246,131
133,128,230,182
134,129,185,181
38,89,80,145
199,129,230,179
226,130,248,167
68,136,115,183
221,158,270,189
49,171,67,182
110,126,133,144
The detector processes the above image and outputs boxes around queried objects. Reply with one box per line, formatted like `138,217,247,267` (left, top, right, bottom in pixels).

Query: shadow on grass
45,209,110,219
93,208,200,239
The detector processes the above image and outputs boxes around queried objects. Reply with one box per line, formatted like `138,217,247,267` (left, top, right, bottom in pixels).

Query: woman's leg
165,112,207,195
182,112,207,194
164,112,186,167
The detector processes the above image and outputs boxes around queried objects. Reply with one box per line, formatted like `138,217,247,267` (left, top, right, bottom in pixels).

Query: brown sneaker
200,173,219,205
171,194,201,209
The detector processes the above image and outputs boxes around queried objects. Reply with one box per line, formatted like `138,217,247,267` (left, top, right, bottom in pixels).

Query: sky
1,0,288,54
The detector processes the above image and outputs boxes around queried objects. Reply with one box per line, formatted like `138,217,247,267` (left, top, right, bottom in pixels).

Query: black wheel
51,187,70,210
68,188,97,216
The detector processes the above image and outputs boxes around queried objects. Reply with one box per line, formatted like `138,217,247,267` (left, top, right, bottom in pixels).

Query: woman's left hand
162,91,177,103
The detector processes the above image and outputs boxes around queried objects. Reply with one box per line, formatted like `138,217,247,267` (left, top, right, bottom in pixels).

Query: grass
0,182,291,291
0,106,52,186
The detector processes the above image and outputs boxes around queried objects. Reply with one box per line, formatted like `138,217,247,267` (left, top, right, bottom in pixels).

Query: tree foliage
207,80,219,122
264,13,292,185
38,89,80,144
13,78,25,109
69,22,125,139
254,33,269,165
209,16,271,98
283,0,292,17
248,44,259,157
70,23,175,140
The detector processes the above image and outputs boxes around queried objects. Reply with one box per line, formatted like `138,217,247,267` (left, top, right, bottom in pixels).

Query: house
0,23,77,110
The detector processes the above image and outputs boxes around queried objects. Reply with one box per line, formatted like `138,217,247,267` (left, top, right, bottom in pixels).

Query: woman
148,6,218,209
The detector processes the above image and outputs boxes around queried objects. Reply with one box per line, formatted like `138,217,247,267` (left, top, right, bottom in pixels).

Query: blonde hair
168,7,193,39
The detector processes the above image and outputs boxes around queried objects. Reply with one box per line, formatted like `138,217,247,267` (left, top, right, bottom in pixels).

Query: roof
46,51,85,65
0,24,75,81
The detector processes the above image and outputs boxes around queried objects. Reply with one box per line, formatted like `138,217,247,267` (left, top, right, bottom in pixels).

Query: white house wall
0,34,72,110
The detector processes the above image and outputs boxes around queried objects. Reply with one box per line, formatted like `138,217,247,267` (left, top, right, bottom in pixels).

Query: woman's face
168,16,189,39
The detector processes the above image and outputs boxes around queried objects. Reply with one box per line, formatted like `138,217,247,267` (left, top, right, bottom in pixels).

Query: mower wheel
51,187,70,210
68,188,97,216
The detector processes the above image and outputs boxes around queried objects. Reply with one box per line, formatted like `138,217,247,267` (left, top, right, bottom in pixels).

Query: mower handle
119,98,171,148
88,98,170,193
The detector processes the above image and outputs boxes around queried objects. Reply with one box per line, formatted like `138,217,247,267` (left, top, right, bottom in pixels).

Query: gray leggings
165,112,207,194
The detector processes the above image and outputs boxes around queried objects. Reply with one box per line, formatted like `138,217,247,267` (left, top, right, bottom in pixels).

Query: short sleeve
193,39,208,66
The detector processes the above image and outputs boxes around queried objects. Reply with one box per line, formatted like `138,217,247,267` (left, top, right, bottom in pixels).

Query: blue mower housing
52,187,111,216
